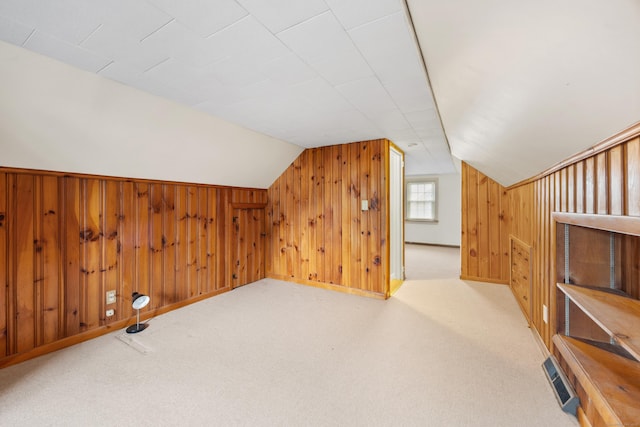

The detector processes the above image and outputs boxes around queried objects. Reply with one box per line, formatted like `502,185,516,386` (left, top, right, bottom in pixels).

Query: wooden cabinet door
231,208,265,288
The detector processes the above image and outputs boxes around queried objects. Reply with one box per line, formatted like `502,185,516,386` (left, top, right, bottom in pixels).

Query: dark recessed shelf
558,283,640,360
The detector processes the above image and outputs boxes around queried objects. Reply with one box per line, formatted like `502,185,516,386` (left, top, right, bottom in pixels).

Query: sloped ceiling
1,0,639,187
0,0,454,188
408,0,640,185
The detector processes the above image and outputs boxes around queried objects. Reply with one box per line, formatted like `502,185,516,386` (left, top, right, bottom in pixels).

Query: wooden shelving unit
558,283,640,360
553,213,640,427
553,335,640,427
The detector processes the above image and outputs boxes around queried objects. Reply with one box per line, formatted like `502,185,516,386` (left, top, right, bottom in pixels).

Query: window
406,179,437,221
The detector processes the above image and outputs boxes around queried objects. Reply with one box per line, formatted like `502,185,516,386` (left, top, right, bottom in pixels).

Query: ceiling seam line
401,0,453,156
139,18,176,43
79,24,102,46
21,29,36,47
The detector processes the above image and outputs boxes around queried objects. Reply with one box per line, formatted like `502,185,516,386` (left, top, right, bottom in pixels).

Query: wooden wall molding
0,287,227,369
0,166,267,191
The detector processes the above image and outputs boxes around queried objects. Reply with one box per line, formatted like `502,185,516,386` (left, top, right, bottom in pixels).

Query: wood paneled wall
0,168,266,366
461,126,640,349
266,139,389,298
460,163,510,284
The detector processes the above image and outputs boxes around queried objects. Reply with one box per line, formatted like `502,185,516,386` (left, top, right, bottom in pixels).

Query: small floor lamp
126,292,150,334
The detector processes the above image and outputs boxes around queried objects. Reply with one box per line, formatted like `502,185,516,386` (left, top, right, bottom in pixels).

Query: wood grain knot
79,228,100,242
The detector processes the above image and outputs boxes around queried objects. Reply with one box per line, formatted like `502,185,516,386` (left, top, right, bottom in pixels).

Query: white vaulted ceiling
408,0,640,185
0,0,454,184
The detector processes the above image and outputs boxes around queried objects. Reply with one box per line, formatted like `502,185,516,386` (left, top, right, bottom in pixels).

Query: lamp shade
131,292,150,310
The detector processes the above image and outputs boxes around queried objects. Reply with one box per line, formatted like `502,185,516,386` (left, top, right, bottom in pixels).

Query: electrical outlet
106,309,115,317
543,304,549,324
106,290,116,305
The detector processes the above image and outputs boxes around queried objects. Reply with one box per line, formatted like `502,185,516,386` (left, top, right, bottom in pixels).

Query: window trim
405,177,438,223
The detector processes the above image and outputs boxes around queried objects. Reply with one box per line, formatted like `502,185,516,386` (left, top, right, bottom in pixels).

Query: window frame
405,177,438,223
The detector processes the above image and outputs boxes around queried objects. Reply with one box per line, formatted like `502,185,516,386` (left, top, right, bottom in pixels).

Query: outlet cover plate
106,290,116,305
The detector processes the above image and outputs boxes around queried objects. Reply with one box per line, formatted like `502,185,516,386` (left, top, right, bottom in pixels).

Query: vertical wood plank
33,177,43,347
150,183,164,308
135,182,150,311
585,157,595,214
477,174,490,278
300,151,310,282
15,175,35,353
119,182,135,320
626,137,640,216
308,150,318,282
102,181,119,324
323,147,333,283
216,188,229,290
340,146,351,287
38,176,63,344
40,176,60,343
559,168,567,212
0,172,7,356
175,186,187,300
81,179,101,331
316,149,326,284
554,171,561,212
369,141,383,293
467,167,479,277
461,163,469,277
349,143,362,289
332,145,343,286
567,165,575,213
205,187,215,294
186,187,198,298
292,157,301,282
489,180,501,279
575,161,584,213
596,152,608,214
163,185,177,304
64,178,81,336
197,187,208,295
265,184,274,277
609,145,624,215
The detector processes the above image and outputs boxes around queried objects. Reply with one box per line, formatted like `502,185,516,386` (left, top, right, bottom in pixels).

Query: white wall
405,172,461,246
0,41,303,189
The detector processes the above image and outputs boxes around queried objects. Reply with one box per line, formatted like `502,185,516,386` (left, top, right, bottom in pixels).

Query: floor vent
542,355,579,416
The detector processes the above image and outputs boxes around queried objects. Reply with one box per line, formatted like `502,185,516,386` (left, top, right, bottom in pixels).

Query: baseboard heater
542,355,579,416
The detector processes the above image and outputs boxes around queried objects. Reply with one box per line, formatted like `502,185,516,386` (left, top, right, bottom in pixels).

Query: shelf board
553,335,640,427
553,212,640,237
558,283,640,360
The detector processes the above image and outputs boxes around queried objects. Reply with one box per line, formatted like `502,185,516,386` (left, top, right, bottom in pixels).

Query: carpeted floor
0,246,577,426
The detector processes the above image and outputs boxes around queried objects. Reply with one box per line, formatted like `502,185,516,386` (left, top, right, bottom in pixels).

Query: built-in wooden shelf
554,212,640,426
553,335,640,427
552,212,640,237
558,283,640,360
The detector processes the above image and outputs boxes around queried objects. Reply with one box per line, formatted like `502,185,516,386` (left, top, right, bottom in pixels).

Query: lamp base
126,323,148,334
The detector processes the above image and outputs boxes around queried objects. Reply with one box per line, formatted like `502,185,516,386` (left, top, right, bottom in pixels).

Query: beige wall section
0,41,303,189
405,172,461,246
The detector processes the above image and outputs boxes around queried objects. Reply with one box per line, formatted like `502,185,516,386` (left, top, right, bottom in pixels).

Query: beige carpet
0,247,577,427
405,243,461,280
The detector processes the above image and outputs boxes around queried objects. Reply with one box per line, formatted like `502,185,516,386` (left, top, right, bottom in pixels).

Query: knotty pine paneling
461,128,640,350
0,173,6,357
460,163,510,284
0,168,265,367
267,139,389,297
